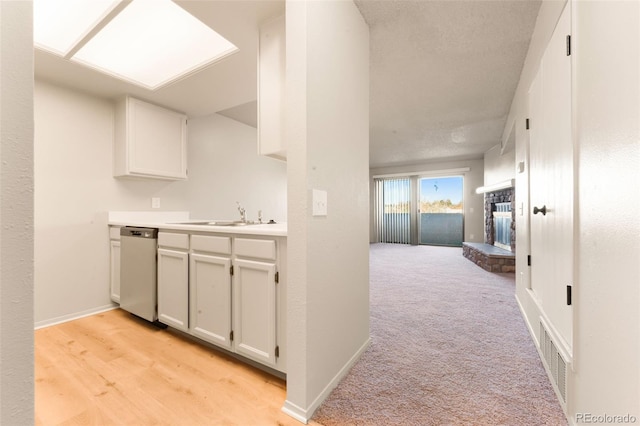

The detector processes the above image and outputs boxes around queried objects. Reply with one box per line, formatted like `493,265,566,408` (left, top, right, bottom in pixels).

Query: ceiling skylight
34,0,121,57
33,0,239,90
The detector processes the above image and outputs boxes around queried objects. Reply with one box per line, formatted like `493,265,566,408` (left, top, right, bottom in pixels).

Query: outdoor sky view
420,176,463,213
382,176,463,214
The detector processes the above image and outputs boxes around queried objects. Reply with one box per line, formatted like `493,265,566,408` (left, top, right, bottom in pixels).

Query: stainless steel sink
210,221,254,226
170,221,258,226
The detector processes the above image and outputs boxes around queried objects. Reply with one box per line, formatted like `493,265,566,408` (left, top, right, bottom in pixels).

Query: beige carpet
312,243,567,426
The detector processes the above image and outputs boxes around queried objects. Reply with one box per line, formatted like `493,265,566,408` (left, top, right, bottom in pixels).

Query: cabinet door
157,248,189,332
114,96,187,180
190,253,232,350
110,240,121,303
233,259,277,367
258,15,286,160
129,99,187,178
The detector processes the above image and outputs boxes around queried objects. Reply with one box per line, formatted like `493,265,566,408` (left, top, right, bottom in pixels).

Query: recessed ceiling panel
34,0,239,91
71,0,238,90
33,0,121,57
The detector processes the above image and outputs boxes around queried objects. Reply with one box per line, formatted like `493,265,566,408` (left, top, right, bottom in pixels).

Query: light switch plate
312,189,327,216
151,197,161,209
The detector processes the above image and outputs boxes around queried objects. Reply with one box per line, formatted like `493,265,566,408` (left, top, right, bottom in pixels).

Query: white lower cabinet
157,233,189,332
190,252,232,350
233,258,278,368
156,231,285,373
109,227,121,303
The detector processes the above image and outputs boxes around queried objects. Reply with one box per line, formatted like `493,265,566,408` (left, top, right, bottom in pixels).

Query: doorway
418,176,464,247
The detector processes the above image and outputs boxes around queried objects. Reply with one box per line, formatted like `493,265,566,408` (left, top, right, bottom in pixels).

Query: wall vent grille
539,320,568,402
557,354,567,401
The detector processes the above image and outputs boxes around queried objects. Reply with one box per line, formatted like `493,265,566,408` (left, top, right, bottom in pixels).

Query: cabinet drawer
235,238,276,260
109,226,121,240
158,232,189,250
191,234,231,255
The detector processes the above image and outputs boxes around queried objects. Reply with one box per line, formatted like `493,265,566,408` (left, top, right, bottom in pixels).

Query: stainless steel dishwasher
120,227,159,323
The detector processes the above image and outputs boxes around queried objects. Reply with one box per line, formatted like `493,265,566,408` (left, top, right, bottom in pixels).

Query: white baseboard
34,304,118,330
282,336,371,423
515,293,538,346
281,401,310,424
516,292,572,424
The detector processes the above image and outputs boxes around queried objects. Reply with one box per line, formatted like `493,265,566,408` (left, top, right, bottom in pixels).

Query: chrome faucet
236,202,246,223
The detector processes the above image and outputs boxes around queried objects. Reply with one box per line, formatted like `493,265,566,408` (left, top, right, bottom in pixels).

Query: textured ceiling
34,1,541,169
356,0,541,168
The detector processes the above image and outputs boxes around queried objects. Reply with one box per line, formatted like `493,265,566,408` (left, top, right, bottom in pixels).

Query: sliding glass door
418,177,464,246
374,175,464,246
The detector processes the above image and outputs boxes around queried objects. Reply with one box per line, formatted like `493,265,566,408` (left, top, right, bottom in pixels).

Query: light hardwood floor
35,308,321,426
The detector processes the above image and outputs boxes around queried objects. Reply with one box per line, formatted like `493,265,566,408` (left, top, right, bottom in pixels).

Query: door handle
533,205,547,215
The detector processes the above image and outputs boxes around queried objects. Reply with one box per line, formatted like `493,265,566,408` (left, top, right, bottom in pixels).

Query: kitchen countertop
109,220,287,237
107,212,286,237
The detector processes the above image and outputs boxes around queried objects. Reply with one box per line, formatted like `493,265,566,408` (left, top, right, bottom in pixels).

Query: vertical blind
374,177,411,244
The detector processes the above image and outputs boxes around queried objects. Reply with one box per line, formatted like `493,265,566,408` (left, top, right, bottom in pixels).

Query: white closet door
529,3,573,351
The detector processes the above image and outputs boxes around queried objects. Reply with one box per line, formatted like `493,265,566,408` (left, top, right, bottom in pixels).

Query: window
373,178,411,244
374,174,465,246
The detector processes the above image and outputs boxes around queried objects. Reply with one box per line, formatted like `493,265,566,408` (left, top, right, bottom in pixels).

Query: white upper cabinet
257,15,286,161
114,96,188,180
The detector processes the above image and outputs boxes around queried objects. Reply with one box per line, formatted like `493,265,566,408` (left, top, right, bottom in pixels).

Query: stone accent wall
484,188,516,252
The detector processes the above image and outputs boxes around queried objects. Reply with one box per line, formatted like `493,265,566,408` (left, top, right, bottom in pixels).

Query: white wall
369,158,485,244
284,0,370,421
34,81,186,326
34,81,287,326
0,2,34,423
184,113,287,222
483,144,515,185
510,0,640,422
573,0,639,420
